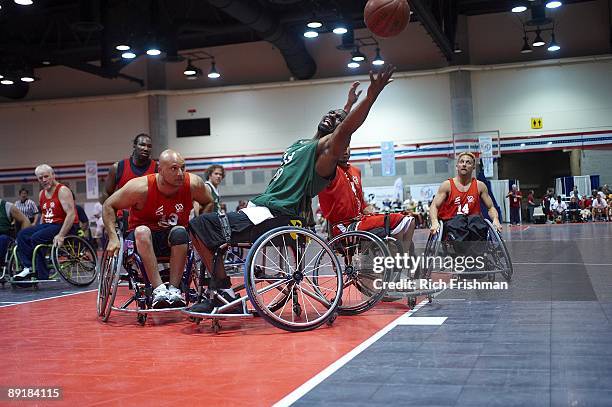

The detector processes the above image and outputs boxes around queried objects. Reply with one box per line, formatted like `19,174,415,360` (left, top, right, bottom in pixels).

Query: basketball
364,0,410,38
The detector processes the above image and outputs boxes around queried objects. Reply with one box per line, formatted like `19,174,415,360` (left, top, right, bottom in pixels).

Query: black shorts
125,228,173,258
189,211,307,250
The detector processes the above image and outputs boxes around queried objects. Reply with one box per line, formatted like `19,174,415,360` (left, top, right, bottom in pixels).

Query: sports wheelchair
183,216,345,333
97,232,197,326
3,234,98,288
419,218,513,282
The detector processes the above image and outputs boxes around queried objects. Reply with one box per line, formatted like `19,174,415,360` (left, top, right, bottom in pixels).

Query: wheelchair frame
420,219,513,283
97,234,196,326
3,235,98,288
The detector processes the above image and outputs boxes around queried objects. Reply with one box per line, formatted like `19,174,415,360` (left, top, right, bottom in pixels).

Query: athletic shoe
167,285,186,308
13,267,33,281
214,290,244,314
187,297,214,314
152,285,171,309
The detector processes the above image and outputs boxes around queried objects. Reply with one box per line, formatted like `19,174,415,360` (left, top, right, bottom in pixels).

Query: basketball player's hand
347,81,363,107
430,220,440,234
367,64,395,99
106,234,121,256
493,219,502,233
53,234,65,247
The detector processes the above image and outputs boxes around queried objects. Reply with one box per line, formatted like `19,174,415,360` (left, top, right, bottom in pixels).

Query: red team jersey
128,174,193,232
437,178,481,220
40,184,78,225
116,158,157,190
319,165,367,225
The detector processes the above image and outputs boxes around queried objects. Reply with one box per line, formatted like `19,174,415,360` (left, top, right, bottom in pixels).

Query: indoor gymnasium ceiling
0,0,607,100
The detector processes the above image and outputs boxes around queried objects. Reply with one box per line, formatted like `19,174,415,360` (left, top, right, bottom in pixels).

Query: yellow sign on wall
531,117,543,129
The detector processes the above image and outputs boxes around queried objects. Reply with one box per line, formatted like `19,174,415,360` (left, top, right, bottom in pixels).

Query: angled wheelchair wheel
245,227,343,332
321,231,391,315
416,222,444,280
52,235,98,286
1,240,16,284
484,219,513,282
380,236,406,302
99,237,124,322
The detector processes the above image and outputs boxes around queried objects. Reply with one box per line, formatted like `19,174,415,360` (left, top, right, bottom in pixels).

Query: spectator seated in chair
550,195,567,223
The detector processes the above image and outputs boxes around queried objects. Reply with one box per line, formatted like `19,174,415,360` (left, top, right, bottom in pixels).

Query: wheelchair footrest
112,306,186,313
182,309,254,319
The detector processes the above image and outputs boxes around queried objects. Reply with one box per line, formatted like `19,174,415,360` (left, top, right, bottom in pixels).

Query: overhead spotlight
547,33,560,51
532,30,545,47
0,74,3,79
207,61,220,79
511,5,527,13
146,47,162,56
351,47,366,62
306,16,322,29
546,1,562,9
121,51,137,59
453,44,463,54
347,61,360,69
183,60,197,76
520,36,533,53
1,79,14,85
115,44,131,51
303,30,318,38
332,21,348,35
186,67,202,80
42,61,51,65
372,48,385,65
14,0,34,5
20,74,35,82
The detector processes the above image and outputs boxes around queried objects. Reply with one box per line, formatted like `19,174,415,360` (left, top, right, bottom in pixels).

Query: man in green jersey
188,65,395,312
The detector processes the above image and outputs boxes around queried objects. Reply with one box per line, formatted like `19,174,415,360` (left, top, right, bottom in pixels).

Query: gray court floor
295,223,612,407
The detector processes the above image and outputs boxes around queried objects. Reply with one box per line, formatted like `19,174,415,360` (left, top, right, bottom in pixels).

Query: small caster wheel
212,320,221,334
408,297,417,308
137,313,147,326
327,312,337,326
428,296,433,304
293,304,302,317
487,273,495,282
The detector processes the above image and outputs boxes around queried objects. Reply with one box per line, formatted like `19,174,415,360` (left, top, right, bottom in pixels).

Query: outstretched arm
343,81,363,113
316,65,395,178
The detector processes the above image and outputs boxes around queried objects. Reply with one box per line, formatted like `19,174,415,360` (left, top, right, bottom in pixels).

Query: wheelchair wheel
416,223,443,279
99,237,124,322
320,231,391,315
244,227,342,332
1,240,16,284
380,236,406,302
484,220,513,282
52,236,98,286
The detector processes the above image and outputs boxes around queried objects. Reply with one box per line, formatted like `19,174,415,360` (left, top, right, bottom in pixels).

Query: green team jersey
205,181,220,212
251,139,331,220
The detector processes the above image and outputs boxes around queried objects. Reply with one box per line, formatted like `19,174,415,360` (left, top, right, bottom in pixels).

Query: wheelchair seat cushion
443,215,488,256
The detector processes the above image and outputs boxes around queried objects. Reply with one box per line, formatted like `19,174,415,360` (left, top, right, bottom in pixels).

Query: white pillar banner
85,160,99,200
482,156,494,178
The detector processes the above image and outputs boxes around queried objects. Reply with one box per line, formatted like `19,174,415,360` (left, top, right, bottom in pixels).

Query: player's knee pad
168,226,189,246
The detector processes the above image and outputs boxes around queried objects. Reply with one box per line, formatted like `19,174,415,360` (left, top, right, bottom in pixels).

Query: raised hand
367,64,396,99
346,81,363,107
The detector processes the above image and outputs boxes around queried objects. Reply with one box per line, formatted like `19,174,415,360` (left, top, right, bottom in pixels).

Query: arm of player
10,204,31,229
190,173,214,215
343,81,363,113
53,186,76,247
102,177,144,255
429,181,450,234
100,162,118,204
479,181,502,232
316,65,395,178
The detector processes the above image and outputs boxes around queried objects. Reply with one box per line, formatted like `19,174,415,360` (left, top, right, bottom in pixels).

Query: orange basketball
364,0,410,38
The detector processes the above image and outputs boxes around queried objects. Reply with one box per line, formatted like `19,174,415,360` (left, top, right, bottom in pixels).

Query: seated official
550,196,567,222
429,152,501,259
318,147,416,249
0,198,31,263
14,165,77,281
103,150,213,309
567,196,581,222
592,195,609,221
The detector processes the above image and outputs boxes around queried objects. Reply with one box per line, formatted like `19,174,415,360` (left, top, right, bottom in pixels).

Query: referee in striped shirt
14,188,39,225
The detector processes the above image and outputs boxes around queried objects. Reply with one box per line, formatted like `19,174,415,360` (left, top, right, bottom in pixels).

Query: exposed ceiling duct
206,0,317,80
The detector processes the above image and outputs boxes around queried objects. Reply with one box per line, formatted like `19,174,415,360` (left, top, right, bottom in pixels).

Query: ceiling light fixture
306,20,322,29
521,36,533,53
183,60,197,76
14,0,34,5
121,51,137,59
332,21,348,35
372,48,385,65
207,61,220,79
1,79,14,85
546,1,562,9
547,32,560,51
532,29,546,47
351,47,366,62
116,44,131,51
303,29,318,38
512,5,527,13
347,61,360,69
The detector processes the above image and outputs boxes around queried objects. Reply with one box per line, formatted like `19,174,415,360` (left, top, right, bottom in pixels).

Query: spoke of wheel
298,283,323,320
303,275,336,293
276,282,294,320
262,246,291,277
254,276,290,296
299,284,332,307
265,280,293,307
303,260,334,277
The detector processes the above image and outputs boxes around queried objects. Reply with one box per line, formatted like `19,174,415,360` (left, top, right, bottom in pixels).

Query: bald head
158,149,186,187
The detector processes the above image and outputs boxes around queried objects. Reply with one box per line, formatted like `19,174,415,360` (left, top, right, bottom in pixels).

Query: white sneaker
152,285,171,309
14,267,32,278
167,285,186,307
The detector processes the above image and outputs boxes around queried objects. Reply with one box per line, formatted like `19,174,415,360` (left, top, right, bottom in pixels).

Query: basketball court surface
2,222,611,406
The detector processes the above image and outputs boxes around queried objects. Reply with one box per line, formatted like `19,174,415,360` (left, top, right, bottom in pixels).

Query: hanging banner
482,157,494,178
479,135,494,178
380,141,396,177
85,160,99,200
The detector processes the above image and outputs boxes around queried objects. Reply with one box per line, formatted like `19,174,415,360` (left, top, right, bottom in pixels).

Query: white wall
472,60,612,136
0,96,148,168
167,73,453,156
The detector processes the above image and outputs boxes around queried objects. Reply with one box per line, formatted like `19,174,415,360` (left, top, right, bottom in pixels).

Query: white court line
514,262,612,266
273,299,435,407
0,301,22,304
397,316,447,325
0,289,96,308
